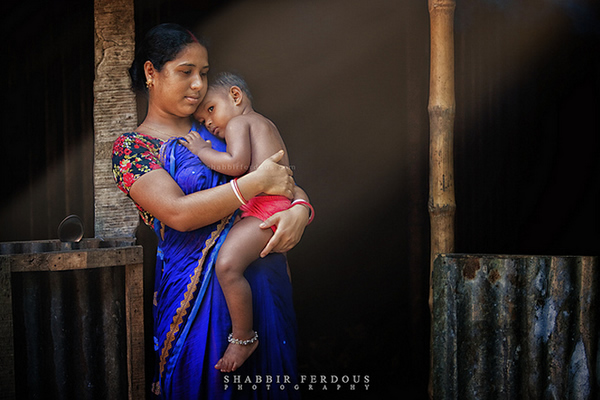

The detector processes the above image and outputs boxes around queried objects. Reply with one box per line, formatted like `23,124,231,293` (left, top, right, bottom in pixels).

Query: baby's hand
179,131,212,156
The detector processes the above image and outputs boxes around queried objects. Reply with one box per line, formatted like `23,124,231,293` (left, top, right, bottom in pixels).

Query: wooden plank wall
0,239,145,400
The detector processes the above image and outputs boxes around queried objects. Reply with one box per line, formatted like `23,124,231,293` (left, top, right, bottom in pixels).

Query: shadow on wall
132,0,432,398
187,1,432,398
135,0,600,398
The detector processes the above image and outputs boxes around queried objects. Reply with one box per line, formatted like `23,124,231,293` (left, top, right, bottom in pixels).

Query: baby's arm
181,118,252,176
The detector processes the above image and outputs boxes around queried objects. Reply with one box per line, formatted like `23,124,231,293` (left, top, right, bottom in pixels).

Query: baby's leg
214,216,273,372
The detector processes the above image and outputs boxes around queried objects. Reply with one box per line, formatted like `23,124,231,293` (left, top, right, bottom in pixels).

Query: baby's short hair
210,72,253,102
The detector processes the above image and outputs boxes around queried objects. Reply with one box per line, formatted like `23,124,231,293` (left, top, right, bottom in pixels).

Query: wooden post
93,1,145,398
428,0,456,398
0,258,15,400
93,0,139,238
125,261,146,399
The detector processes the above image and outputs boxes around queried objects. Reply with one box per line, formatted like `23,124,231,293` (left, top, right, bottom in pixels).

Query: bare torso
233,111,290,171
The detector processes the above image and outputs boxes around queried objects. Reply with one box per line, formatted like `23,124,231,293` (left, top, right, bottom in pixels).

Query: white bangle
230,178,247,205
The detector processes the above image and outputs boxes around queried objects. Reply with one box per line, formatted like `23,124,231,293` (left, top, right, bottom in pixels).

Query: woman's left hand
259,203,310,257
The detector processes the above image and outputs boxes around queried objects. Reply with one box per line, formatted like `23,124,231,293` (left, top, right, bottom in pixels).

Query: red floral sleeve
112,132,164,226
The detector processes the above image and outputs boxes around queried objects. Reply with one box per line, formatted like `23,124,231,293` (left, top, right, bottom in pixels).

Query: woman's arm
129,150,293,231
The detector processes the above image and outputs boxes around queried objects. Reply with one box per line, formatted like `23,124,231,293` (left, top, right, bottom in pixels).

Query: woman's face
149,42,209,117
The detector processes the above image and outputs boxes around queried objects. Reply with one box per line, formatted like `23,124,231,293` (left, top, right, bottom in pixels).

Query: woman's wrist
234,172,262,202
289,199,313,225
230,178,248,205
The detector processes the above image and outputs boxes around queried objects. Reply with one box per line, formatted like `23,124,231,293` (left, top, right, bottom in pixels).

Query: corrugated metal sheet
0,239,144,400
433,254,599,399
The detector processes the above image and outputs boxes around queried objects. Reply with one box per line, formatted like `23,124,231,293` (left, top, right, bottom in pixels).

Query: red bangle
230,178,248,205
290,199,314,225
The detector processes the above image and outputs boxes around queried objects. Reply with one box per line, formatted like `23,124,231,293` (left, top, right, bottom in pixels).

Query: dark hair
210,72,254,103
129,23,205,93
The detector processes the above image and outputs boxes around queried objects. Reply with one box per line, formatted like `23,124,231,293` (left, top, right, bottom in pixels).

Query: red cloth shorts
240,195,291,232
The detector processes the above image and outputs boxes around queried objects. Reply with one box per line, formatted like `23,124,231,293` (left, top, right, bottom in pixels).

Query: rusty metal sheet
433,254,599,399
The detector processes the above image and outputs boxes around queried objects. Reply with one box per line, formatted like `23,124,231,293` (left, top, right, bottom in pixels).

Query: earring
146,79,154,89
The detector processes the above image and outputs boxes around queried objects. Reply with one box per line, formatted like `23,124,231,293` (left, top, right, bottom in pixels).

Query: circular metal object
57,214,84,243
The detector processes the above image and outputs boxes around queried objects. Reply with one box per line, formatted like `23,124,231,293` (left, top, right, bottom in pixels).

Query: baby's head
194,72,253,138
210,72,253,103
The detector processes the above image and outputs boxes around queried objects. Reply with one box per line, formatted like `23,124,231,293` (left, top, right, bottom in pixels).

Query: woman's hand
259,197,310,257
250,150,295,199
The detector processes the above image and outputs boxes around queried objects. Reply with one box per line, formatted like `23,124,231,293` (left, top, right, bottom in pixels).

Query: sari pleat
152,124,299,399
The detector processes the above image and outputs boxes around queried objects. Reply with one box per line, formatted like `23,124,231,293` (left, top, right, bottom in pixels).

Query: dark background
2,0,599,398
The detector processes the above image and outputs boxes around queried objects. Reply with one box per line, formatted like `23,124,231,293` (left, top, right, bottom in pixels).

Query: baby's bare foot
215,332,259,372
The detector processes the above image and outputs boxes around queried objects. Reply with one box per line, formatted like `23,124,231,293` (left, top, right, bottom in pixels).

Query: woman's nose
191,74,203,91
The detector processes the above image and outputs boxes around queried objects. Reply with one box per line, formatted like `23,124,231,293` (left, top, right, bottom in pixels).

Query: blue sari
152,124,300,399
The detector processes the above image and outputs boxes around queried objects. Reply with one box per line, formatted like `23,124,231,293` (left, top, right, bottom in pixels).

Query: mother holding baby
112,23,310,399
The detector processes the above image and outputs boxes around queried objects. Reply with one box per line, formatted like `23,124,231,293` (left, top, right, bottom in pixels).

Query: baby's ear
230,86,244,105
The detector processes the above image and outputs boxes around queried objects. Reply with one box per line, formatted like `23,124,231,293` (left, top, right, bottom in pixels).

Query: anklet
228,331,258,346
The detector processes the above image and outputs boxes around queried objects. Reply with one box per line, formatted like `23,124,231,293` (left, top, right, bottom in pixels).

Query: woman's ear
144,61,155,84
230,86,244,105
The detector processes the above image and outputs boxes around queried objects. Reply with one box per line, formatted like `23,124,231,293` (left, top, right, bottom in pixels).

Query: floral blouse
112,131,164,227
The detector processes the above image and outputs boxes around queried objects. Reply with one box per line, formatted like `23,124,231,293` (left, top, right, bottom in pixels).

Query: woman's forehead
171,42,209,67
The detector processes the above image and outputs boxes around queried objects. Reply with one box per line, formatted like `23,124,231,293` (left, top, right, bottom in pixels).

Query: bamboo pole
428,0,456,306
428,0,456,398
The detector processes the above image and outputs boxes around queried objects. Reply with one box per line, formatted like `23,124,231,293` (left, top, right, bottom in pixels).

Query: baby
181,72,311,373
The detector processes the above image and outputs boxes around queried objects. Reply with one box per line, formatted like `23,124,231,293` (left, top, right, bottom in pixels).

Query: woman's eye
182,70,192,75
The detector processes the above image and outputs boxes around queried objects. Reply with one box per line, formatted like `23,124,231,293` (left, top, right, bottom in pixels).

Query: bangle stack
230,178,248,205
290,199,315,225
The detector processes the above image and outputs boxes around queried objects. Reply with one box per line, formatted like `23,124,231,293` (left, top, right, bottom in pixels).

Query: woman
112,24,310,399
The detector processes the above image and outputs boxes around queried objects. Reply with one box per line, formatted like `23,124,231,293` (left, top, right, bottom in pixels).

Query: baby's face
194,89,235,139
